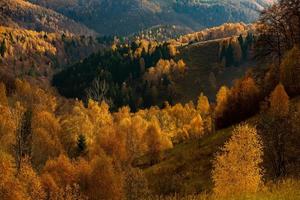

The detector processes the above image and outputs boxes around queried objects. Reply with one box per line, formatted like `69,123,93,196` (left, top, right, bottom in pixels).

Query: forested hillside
0,0,96,35
53,23,256,110
28,0,274,35
0,26,103,86
52,40,182,111
0,0,300,200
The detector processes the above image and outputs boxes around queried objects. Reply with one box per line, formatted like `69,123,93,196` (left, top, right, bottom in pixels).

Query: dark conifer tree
77,134,87,156
225,43,234,67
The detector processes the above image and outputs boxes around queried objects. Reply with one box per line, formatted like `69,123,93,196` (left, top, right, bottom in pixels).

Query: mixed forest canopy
28,0,275,35
0,0,300,200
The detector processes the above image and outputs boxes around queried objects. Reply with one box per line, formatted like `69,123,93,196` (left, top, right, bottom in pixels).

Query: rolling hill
137,97,300,196
28,0,275,35
0,0,96,35
51,23,256,110
173,39,253,103
0,26,102,87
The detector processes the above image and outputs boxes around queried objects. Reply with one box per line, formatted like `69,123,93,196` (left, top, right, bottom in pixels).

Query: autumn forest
0,0,300,200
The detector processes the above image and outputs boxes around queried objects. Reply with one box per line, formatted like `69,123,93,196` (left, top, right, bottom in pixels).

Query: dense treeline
0,26,102,83
219,33,254,67
1,69,299,199
0,0,96,36
1,0,300,200
215,0,300,128
27,0,268,35
53,40,184,111
0,74,215,199
178,22,254,44
255,0,300,97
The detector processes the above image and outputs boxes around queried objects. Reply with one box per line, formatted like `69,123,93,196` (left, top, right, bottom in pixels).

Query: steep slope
51,23,255,109
173,39,253,103
139,97,300,195
29,0,275,35
0,26,102,86
170,23,256,103
0,0,96,35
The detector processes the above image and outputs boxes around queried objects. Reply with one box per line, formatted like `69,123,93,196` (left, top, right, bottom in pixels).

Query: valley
28,0,274,35
0,1,300,200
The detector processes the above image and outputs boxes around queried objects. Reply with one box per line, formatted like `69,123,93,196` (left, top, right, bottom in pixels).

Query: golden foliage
14,79,57,112
0,151,28,200
197,93,210,116
144,121,173,163
31,111,62,168
144,59,186,84
215,86,230,119
85,154,124,200
18,158,46,200
0,105,16,153
178,23,253,44
212,124,263,198
0,82,8,106
269,84,290,118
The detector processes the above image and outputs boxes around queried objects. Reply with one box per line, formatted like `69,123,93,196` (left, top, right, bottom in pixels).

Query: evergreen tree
77,134,87,156
0,39,6,57
219,43,226,61
238,34,248,60
238,34,244,48
225,43,234,67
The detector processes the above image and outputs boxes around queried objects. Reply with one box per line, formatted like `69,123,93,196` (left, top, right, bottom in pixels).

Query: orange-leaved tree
212,124,263,198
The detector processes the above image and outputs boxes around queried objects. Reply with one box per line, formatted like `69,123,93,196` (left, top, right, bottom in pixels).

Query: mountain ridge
28,0,275,35
0,0,96,35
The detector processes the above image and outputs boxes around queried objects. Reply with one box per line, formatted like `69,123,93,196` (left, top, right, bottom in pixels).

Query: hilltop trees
219,33,254,67
212,124,263,198
53,40,178,111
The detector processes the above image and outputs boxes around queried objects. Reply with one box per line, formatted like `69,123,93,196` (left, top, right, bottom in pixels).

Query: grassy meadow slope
173,39,253,103
141,97,300,196
143,127,232,195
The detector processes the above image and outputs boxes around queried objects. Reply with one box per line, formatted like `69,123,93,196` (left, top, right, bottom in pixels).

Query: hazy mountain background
0,0,96,35
28,0,275,35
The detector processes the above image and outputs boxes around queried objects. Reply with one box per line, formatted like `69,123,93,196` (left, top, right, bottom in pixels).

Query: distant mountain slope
29,0,275,35
0,26,102,86
0,0,96,35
